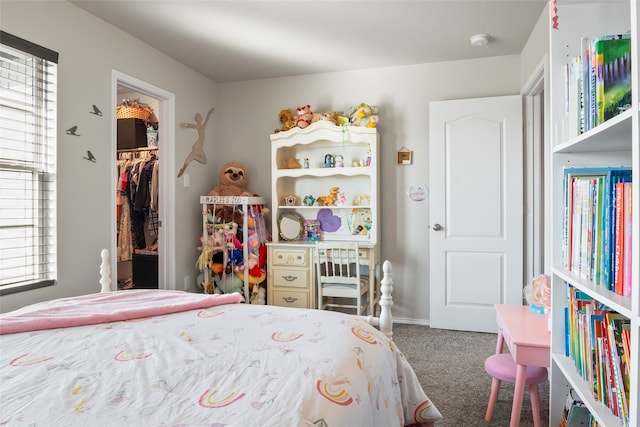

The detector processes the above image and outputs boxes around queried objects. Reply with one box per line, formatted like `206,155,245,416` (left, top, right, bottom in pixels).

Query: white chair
315,241,372,315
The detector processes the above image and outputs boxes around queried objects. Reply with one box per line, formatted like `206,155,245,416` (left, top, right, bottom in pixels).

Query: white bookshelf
548,1,639,426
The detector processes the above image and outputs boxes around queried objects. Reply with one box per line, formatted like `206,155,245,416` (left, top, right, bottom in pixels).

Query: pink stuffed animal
295,105,313,129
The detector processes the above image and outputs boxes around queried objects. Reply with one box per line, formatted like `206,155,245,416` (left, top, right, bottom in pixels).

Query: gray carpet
393,323,550,427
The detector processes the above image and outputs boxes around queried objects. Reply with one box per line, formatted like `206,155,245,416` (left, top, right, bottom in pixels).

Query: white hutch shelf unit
270,120,379,245
267,120,380,309
548,2,639,426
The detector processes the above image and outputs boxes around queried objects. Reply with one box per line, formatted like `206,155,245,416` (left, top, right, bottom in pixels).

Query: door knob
432,223,442,231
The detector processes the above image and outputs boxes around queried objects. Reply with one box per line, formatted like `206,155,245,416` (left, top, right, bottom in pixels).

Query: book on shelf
605,312,630,425
589,312,605,399
613,182,625,295
565,284,631,426
563,33,632,137
561,167,632,293
594,34,632,123
622,182,632,296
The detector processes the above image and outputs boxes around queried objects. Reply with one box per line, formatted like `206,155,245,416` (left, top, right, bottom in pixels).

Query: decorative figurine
303,158,310,169
334,154,344,167
323,154,334,168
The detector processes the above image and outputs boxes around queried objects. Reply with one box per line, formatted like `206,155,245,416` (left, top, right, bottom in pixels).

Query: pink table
494,304,550,427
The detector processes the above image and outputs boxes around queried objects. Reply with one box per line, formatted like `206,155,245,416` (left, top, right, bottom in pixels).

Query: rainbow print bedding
0,290,442,426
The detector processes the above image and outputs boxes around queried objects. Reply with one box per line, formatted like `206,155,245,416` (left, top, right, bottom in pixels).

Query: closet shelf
117,147,158,153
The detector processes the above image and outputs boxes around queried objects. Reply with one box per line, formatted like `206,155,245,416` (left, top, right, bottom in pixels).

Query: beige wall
216,56,523,322
1,1,549,323
1,1,219,312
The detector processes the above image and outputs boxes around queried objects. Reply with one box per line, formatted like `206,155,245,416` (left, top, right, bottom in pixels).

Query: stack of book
563,33,632,140
565,286,630,426
561,167,633,296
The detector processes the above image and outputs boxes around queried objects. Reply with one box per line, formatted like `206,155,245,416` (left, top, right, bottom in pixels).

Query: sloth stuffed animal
209,161,252,197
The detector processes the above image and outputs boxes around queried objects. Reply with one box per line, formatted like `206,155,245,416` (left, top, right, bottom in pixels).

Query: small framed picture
304,219,321,241
397,148,412,165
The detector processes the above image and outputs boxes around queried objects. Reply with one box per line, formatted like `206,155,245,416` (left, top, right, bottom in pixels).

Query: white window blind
0,32,58,295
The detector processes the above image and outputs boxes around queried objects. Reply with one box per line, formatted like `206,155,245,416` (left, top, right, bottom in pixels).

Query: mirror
278,212,304,241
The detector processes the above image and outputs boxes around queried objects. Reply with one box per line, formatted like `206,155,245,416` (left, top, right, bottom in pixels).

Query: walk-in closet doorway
111,71,176,291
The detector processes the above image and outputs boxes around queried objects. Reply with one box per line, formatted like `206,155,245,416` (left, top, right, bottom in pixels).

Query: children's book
622,182,632,296
562,167,631,288
613,182,625,295
594,34,632,123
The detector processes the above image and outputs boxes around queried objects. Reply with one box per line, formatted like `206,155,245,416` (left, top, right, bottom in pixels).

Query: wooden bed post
378,260,394,338
100,249,112,292
363,260,394,338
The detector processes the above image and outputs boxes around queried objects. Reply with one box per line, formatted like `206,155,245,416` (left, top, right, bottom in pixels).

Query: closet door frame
111,70,176,290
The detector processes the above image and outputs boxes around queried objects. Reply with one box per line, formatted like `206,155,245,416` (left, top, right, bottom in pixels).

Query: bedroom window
0,32,58,295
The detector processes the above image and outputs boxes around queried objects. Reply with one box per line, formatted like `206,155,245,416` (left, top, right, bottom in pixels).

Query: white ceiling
71,0,548,83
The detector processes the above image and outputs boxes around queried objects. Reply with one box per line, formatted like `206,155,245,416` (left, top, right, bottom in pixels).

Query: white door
429,95,523,333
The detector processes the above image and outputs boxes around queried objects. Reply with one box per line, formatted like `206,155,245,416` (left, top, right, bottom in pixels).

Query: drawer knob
283,296,298,303
282,275,298,282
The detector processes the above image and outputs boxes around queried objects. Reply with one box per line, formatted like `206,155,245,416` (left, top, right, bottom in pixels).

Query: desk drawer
272,290,309,308
271,267,309,289
317,248,371,262
271,248,309,267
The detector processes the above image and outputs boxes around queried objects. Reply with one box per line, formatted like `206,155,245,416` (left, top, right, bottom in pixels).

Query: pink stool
484,353,548,426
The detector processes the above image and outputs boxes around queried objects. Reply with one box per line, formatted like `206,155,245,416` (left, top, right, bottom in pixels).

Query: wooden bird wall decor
178,108,214,178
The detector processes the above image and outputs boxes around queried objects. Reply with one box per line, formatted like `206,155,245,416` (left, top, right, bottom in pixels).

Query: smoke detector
469,34,490,47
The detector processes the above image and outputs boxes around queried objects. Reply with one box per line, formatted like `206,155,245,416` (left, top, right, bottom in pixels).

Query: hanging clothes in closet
116,149,159,262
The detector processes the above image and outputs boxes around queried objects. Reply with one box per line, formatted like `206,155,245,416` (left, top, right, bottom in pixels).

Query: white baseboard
393,317,429,327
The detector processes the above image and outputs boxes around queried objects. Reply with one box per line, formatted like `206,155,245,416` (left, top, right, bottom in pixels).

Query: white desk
266,241,379,310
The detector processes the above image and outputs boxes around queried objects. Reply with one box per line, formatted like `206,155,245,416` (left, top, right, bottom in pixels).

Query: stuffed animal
321,111,339,125
209,161,251,197
284,157,301,169
250,284,266,305
316,186,339,206
345,103,379,128
213,271,245,300
311,112,323,123
274,108,295,133
295,105,313,129
524,274,551,313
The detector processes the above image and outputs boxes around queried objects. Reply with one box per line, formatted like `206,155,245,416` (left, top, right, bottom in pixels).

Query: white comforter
0,290,441,426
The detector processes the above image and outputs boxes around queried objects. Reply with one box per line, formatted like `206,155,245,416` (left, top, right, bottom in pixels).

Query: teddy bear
295,105,313,129
209,161,252,197
274,108,295,133
344,103,379,128
284,157,301,169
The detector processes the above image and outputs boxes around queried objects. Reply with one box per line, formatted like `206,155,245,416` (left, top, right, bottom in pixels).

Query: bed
0,253,442,426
